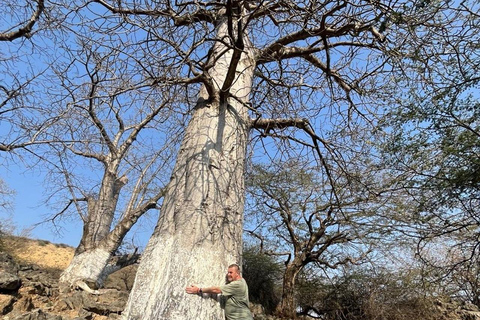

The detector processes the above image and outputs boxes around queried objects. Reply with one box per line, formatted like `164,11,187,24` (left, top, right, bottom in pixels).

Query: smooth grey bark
122,16,255,320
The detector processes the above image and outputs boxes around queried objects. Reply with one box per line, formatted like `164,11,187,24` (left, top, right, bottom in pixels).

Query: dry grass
1,235,74,270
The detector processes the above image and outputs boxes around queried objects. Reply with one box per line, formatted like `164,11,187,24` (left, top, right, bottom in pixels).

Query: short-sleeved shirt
220,278,253,320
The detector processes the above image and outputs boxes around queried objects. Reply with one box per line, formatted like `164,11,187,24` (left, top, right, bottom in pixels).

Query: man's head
226,264,241,283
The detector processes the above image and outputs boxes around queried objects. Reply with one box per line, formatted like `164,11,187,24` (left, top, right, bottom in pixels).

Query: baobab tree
39,44,186,291
84,1,420,319
2,4,185,291
1,0,452,318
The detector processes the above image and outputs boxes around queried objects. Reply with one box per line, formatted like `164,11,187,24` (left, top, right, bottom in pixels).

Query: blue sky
2,160,83,246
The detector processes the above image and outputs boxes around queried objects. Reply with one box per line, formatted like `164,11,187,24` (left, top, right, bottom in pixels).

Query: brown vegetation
2,236,74,270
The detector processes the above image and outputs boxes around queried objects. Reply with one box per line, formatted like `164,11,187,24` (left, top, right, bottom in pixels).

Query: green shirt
220,278,253,320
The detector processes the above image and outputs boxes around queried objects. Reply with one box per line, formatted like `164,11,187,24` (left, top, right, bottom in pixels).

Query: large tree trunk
59,246,113,292
59,240,140,293
122,17,255,320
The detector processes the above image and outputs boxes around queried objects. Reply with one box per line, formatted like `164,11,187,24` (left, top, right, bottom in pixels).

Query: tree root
73,280,102,295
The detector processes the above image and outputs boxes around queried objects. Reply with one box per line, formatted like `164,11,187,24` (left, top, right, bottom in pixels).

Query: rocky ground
0,236,136,320
2,235,480,320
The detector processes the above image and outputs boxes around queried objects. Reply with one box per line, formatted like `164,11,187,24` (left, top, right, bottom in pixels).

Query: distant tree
297,265,444,320
0,214,16,238
245,161,393,318
0,180,16,249
0,179,14,212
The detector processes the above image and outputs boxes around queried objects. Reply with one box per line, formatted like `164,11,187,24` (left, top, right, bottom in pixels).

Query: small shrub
38,240,51,246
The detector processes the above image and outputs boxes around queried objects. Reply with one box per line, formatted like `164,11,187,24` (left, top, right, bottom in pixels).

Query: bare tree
100,1,409,319
0,179,15,213
40,43,185,291
0,0,45,41
41,1,451,319
2,0,183,289
245,157,392,318
2,0,464,318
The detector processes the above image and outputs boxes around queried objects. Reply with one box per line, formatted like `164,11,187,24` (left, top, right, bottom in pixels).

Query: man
185,264,253,320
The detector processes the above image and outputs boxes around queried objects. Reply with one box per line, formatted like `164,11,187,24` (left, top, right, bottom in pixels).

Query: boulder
0,272,22,291
0,252,22,292
0,252,19,274
81,289,128,315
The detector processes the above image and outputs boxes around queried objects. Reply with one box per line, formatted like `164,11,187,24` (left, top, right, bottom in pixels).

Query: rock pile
0,251,130,320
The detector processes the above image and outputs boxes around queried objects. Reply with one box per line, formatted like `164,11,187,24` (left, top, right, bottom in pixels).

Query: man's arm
186,285,222,294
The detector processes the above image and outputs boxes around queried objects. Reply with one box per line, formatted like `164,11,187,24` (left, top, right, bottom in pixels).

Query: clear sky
1,160,83,247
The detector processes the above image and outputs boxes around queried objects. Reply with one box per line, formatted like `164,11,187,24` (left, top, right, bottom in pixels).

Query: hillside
0,235,136,320
1,236,74,271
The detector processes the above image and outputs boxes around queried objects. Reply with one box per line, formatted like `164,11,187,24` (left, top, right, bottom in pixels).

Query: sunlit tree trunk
59,167,146,292
59,246,112,292
122,16,255,320
58,167,124,287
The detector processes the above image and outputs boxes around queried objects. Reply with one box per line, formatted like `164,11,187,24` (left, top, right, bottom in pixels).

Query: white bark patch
59,247,112,291
122,234,236,320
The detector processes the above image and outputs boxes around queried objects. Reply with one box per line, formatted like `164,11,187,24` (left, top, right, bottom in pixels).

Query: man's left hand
186,285,200,294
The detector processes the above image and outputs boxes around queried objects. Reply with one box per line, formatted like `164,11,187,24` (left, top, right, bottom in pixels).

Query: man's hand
185,285,200,294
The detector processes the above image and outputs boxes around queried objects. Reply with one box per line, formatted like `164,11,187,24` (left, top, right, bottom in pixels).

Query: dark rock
0,272,22,291
77,308,93,319
56,292,84,311
19,267,58,296
0,252,21,292
0,252,19,274
11,309,63,320
81,290,128,315
29,282,53,296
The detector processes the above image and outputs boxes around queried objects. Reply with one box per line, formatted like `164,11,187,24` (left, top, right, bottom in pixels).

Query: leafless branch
0,0,45,41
